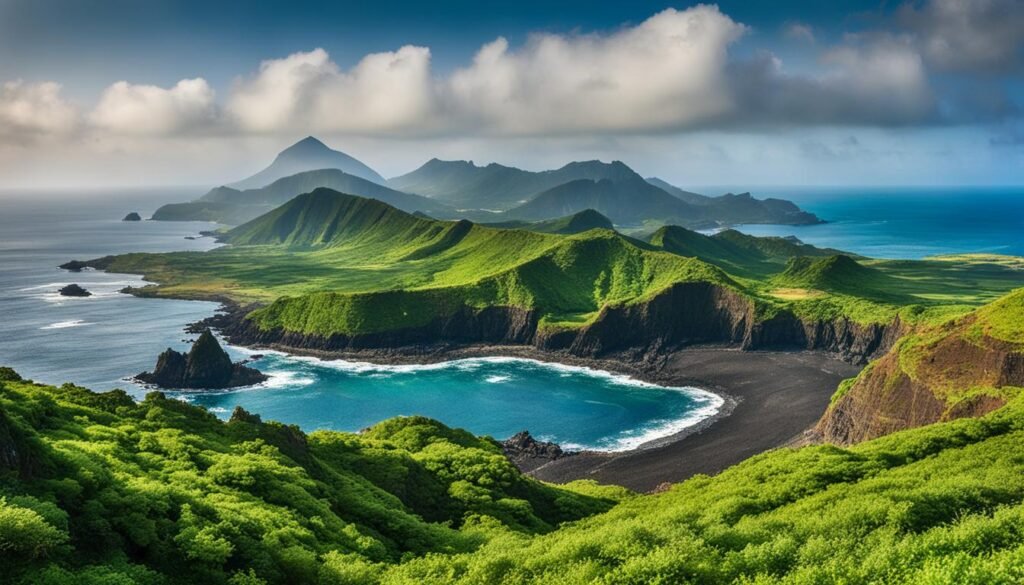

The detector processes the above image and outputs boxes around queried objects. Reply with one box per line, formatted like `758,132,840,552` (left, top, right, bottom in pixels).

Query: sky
0,0,1022,190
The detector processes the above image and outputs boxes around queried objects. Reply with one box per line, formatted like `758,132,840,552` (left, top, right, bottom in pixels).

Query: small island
122,212,142,221
136,329,267,389
58,283,91,297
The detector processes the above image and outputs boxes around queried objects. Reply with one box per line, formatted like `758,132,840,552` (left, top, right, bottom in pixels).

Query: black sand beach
527,349,862,491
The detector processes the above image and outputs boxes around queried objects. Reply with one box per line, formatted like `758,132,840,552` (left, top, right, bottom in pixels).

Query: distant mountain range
150,136,822,229
152,168,451,225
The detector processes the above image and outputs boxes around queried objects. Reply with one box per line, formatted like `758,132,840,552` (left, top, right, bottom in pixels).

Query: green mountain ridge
152,169,450,225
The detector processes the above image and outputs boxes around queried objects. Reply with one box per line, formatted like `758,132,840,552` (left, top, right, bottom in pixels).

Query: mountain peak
228,137,386,189
277,136,332,159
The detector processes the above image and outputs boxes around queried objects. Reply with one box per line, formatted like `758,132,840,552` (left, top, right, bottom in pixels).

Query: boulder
58,284,91,297
502,431,570,472
137,329,268,389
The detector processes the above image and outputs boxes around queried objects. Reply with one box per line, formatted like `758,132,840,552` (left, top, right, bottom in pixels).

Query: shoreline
195,308,860,491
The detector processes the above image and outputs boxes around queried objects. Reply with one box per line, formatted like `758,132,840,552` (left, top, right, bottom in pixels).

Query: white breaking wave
40,319,91,330
594,394,724,452
484,375,511,383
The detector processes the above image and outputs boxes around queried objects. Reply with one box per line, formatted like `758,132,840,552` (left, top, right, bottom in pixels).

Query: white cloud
90,78,217,135
227,46,434,134
446,6,747,134
0,80,78,143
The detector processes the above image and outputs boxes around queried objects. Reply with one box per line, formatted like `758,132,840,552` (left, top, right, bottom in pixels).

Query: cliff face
219,282,898,365
815,309,1024,445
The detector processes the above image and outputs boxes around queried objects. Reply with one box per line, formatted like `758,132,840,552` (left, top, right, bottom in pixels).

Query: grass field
92,190,1024,336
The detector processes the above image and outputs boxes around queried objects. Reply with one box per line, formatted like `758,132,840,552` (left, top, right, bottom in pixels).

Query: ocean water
2,187,1021,449
723,187,1024,259
0,191,719,449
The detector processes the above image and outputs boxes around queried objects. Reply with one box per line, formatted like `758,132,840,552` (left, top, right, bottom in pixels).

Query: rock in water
58,284,91,297
137,329,268,389
502,431,571,472
122,212,142,221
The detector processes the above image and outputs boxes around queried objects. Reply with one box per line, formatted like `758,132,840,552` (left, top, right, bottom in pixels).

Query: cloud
445,6,747,134
90,78,217,135
0,80,78,143
784,23,816,43
227,46,434,134
727,37,937,127
901,0,1024,72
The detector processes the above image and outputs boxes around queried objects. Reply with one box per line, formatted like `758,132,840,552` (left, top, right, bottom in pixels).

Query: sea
0,186,1021,449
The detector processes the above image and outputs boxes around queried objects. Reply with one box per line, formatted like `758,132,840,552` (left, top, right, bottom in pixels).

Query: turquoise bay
182,353,721,451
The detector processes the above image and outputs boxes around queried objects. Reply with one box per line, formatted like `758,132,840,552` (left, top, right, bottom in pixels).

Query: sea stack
58,284,91,297
122,212,142,221
137,329,267,389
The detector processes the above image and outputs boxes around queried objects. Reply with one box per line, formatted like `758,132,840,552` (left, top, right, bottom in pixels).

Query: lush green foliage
0,373,619,584
92,191,1024,335
5,368,1024,583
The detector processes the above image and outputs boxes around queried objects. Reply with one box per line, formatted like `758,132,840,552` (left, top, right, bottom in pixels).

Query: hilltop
231,136,385,188
483,208,615,235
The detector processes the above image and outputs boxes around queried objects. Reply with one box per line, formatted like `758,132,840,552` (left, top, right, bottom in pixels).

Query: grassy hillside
80,192,1024,338
483,209,614,235
5,365,1024,584
0,367,621,584
818,288,1024,444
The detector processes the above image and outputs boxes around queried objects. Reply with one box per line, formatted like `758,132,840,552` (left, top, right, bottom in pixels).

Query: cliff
216,281,900,365
815,289,1024,445
137,330,267,389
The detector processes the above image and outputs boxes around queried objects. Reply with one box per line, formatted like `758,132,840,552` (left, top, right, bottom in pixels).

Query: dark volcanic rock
59,256,115,272
503,431,571,472
58,283,91,297
122,212,142,221
137,329,268,389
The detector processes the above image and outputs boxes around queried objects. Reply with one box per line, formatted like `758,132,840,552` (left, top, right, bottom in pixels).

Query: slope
389,159,640,210
651,225,839,277
817,287,1024,444
152,169,450,225
482,209,615,234
0,368,620,584
5,364,1024,584
231,136,385,188
505,175,703,226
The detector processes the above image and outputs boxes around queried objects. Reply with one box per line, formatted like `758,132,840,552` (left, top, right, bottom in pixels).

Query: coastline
194,306,861,491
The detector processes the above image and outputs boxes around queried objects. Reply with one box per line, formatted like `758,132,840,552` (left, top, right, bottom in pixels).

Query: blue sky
0,0,1021,188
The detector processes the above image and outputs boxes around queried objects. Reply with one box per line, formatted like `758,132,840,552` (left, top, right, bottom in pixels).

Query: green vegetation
5,364,1024,583
482,209,614,235
86,190,1024,337
0,369,621,584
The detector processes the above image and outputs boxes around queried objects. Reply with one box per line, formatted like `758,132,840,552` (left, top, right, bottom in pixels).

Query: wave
40,319,91,330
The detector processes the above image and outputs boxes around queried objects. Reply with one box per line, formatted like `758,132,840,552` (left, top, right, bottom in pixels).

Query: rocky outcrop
60,256,115,272
216,282,899,366
58,284,91,297
137,330,267,389
122,212,142,221
502,431,571,472
815,316,1024,446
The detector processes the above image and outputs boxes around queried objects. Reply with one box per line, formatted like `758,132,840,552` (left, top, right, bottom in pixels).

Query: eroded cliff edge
210,281,902,366
813,289,1024,445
